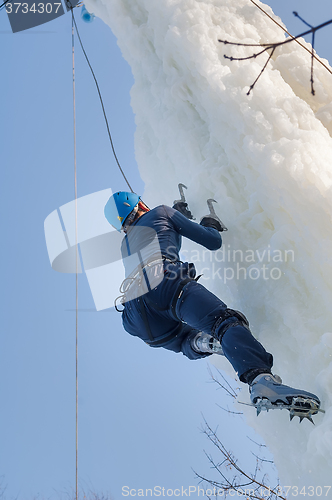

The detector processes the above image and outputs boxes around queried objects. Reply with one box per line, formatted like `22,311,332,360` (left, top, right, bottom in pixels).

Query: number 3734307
6,2,62,14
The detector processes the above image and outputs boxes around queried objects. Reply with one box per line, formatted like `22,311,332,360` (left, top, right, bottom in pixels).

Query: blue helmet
104,191,140,232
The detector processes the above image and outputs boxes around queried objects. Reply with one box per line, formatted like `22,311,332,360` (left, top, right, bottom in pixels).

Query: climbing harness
116,259,202,346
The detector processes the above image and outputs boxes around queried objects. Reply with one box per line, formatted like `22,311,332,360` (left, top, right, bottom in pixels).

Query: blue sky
1,1,331,498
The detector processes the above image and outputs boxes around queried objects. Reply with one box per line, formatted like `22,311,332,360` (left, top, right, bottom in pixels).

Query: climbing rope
71,11,134,192
0,0,11,12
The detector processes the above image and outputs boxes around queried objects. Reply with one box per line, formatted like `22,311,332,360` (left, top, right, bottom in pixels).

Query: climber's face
122,201,150,232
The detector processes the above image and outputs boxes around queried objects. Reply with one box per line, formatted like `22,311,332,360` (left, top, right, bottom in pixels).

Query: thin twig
216,402,243,415
251,451,275,464
207,365,239,399
247,436,267,448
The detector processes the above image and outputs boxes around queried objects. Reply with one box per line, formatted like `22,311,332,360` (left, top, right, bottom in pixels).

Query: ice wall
85,0,332,491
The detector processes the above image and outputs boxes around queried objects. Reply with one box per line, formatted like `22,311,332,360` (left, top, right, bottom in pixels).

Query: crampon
240,396,324,424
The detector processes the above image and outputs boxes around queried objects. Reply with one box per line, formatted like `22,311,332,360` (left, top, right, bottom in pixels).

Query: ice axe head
173,183,188,204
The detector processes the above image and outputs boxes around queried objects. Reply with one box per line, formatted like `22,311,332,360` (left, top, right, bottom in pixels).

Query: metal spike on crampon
288,396,322,425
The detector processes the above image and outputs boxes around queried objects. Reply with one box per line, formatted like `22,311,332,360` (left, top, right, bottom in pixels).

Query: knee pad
226,308,249,327
212,308,250,342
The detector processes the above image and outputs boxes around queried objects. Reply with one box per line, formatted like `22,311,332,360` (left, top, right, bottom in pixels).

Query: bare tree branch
219,11,332,95
250,0,332,76
195,417,286,499
196,370,285,499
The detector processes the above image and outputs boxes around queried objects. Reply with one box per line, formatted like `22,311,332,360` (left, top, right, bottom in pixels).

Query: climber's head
104,191,149,232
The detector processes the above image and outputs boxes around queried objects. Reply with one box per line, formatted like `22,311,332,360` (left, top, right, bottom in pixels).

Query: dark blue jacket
121,205,222,268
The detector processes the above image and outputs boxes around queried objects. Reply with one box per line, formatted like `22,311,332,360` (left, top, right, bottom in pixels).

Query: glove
173,202,194,220
200,216,224,232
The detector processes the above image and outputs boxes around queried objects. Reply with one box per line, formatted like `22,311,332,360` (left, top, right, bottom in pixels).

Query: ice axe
202,199,228,232
173,183,195,220
173,183,188,204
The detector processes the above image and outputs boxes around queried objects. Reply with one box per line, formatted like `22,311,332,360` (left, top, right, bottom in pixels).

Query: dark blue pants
122,262,273,382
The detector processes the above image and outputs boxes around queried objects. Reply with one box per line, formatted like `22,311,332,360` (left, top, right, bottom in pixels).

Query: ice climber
104,190,322,422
